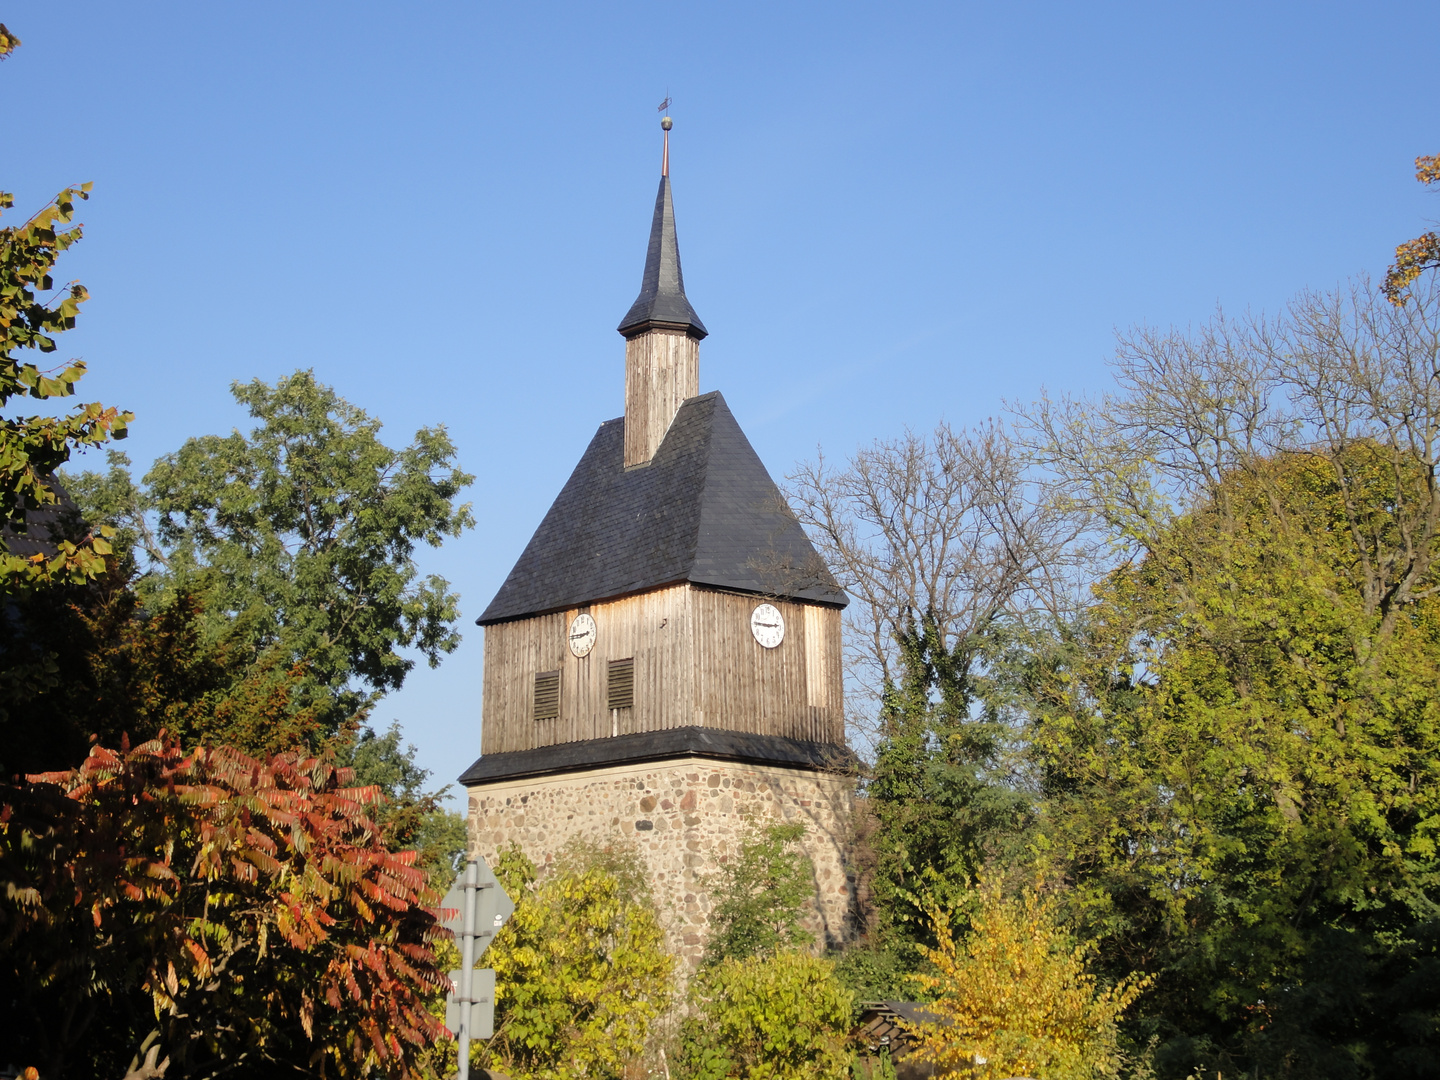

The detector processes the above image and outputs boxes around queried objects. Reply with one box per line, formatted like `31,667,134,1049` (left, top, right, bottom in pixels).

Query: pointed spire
617,117,707,340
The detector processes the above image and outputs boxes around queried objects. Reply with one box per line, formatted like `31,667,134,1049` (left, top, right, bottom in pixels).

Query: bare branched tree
1019,275,1440,650
787,421,1083,751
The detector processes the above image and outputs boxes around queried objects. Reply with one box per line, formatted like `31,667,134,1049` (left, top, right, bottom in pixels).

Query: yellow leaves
481,858,673,1080
1384,232,1440,306
1385,154,1440,305
906,878,1150,1080
0,23,21,59
684,949,855,1080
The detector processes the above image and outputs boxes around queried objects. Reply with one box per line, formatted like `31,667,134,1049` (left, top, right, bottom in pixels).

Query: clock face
568,613,597,658
750,603,785,649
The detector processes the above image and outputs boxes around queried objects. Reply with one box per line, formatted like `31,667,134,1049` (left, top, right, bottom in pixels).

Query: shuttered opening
533,670,560,721
607,658,635,710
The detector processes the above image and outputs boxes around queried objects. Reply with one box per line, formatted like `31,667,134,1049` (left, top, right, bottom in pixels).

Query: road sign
439,861,514,958
440,858,515,1080
445,968,496,1039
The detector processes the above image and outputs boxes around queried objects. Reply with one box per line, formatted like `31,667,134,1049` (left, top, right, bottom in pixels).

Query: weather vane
658,95,673,177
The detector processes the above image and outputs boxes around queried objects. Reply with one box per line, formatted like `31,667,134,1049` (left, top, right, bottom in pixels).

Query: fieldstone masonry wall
466,756,856,969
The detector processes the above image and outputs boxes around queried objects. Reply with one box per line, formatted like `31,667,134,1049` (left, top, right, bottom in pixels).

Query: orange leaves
2,732,447,1075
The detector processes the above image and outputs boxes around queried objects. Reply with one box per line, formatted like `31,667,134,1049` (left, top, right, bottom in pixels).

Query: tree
0,736,448,1078
0,567,328,776
679,949,854,1080
66,369,475,731
905,879,1148,1080
703,820,815,966
860,608,1034,955
1017,278,1440,1075
1021,276,1440,621
1384,155,1440,306
1026,448,1440,1077
1,183,130,592
789,424,1055,959
789,421,1080,746
477,844,674,1080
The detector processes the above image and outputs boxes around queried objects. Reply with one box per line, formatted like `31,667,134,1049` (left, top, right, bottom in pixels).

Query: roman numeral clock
459,117,855,967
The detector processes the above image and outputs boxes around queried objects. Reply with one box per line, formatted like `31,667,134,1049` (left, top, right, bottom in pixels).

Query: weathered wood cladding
480,583,845,755
624,328,699,467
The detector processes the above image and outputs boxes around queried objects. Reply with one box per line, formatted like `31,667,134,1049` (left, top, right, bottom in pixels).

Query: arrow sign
439,859,514,960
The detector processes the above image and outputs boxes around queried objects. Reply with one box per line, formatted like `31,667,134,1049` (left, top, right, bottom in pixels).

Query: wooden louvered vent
607,658,635,710
533,670,560,721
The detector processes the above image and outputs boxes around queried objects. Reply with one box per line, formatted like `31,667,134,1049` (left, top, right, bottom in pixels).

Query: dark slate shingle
616,175,707,339
478,391,846,625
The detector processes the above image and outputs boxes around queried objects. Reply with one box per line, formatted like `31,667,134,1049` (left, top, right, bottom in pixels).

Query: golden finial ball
661,116,673,131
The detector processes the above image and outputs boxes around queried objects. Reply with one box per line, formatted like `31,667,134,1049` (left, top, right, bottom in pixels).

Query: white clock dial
568,613,597,658
750,603,785,649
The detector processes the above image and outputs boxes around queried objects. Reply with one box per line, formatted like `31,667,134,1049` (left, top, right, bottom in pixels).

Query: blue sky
6,2,1437,802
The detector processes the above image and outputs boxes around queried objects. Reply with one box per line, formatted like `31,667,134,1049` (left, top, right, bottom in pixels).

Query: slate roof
478,391,847,624
459,726,856,784
616,175,707,339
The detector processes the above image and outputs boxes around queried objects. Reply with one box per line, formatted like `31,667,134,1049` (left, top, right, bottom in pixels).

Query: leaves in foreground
478,844,673,1080
680,948,854,1080
0,735,448,1078
1,184,131,592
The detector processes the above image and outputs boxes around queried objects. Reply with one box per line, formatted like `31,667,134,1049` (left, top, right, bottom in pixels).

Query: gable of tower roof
477,391,846,625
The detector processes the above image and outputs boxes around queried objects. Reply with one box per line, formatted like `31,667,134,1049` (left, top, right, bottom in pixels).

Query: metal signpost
439,857,515,1080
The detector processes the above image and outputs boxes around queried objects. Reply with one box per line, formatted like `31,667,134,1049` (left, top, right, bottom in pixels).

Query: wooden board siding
624,328,699,467
480,583,845,755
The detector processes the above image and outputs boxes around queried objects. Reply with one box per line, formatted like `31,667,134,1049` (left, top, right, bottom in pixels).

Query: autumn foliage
0,736,448,1077
905,880,1149,1080
1384,154,1440,305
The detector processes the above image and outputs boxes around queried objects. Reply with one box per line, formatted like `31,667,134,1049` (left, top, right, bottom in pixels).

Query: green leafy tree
1016,278,1440,1076
704,820,815,966
478,844,674,1080
1027,448,1440,1076
1,183,130,591
0,570,326,775
679,949,855,1080
0,736,448,1078
865,609,1032,953
66,369,475,731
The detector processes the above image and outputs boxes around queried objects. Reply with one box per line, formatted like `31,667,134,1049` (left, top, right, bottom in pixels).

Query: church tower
461,118,855,965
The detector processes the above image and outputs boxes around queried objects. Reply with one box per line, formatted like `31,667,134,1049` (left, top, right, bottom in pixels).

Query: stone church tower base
466,756,855,968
